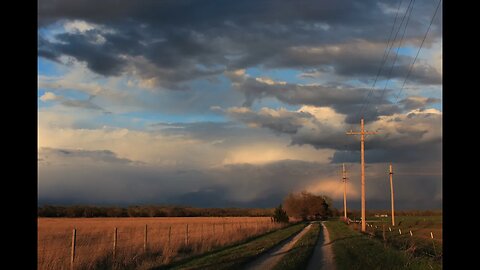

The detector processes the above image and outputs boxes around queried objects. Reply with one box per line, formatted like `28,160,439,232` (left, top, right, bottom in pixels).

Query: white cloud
63,19,116,34
40,92,59,102
255,77,287,85
63,20,96,33
305,178,360,200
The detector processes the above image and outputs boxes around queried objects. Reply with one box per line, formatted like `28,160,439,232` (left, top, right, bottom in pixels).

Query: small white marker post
399,229,402,235
409,230,413,236
389,227,392,231
431,232,437,256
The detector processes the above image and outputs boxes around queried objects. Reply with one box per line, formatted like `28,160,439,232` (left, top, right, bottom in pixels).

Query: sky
38,0,442,210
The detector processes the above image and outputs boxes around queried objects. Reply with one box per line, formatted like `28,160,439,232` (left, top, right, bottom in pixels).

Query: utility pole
342,163,348,221
346,118,378,232
389,163,395,226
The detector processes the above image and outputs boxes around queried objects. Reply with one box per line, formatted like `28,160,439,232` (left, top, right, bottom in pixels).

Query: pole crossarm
346,131,379,135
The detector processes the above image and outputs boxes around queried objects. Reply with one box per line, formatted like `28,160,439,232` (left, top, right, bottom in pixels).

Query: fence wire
38,220,282,269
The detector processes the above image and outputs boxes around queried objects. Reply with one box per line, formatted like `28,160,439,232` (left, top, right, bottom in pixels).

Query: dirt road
244,223,313,270
306,221,335,270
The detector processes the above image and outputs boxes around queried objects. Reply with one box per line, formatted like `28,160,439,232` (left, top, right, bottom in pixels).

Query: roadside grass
352,216,442,263
150,222,306,270
325,221,441,270
272,222,321,270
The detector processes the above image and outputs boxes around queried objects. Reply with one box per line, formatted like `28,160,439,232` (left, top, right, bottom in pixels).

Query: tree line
272,191,441,223
346,209,442,217
38,205,275,218
38,198,440,219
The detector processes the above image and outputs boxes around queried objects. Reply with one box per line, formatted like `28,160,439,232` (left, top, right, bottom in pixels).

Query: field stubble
38,217,284,270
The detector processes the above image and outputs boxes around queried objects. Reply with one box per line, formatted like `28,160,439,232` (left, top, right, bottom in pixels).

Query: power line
358,0,414,120
393,0,442,103
361,0,416,121
376,0,416,109
357,0,404,120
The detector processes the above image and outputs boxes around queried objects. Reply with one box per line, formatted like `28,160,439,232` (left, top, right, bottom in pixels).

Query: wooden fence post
185,224,189,246
144,224,148,253
168,226,171,249
71,228,76,270
113,227,117,260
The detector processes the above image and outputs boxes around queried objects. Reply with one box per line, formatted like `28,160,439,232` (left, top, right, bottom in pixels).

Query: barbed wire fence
38,219,285,270
345,218,442,260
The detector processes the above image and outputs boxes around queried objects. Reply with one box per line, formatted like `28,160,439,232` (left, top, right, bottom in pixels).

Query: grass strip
156,223,306,270
272,222,320,270
325,221,441,270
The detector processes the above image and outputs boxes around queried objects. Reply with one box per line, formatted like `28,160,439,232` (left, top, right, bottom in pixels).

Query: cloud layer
38,0,442,90
38,0,442,209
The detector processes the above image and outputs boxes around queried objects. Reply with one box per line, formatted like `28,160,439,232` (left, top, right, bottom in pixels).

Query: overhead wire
361,0,416,122
374,0,416,112
357,0,410,120
392,0,442,103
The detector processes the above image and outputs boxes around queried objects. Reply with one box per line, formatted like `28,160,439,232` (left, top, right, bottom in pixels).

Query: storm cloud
224,105,441,164
38,0,442,210
38,147,440,209
38,0,442,90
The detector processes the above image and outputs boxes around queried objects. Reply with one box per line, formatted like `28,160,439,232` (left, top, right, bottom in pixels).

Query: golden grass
38,217,284,270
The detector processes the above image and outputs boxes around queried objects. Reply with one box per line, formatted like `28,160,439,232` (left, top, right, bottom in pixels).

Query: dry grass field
38,217,284,270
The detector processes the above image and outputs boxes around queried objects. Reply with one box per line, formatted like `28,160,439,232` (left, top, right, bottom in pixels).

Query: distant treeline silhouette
346,209,442,217
37,205,276,218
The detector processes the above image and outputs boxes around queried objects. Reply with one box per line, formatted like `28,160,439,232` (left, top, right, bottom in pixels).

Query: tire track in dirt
306,221,335,270
244,223,313,270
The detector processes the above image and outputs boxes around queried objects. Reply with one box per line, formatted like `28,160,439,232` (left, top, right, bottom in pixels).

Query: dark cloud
226,71,404,123
39,148,332,206
61,99,106,112
44,32,127,76
267,41,441,84
226,107,313,134
225,69,442,124
38,0,442,89
38,149,441,209
39,147,136,165
223,105,441,165
331,142,441,164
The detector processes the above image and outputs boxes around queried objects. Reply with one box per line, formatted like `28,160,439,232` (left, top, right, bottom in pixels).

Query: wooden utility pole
144,224,148,253
342,163,348,221
389,163,395,226
113,227,117,260
71,228,76,270
346,118,378,232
